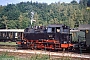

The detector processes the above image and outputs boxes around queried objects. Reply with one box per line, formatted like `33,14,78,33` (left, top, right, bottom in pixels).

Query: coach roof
48,24,65,28
78,24,90,30
0,29,24,32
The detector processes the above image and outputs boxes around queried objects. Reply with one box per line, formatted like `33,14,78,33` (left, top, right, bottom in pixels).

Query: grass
0,52,49,60
0,42,17,45
0,51,15,60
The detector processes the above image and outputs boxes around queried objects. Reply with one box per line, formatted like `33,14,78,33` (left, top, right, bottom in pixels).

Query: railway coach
70,24,90,51
0,29,24,42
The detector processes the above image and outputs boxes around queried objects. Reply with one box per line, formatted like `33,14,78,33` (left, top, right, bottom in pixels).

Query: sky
0,0,80,6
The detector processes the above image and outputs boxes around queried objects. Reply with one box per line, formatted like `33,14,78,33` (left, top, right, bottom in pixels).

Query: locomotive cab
47,24,72,48
47,24,70,33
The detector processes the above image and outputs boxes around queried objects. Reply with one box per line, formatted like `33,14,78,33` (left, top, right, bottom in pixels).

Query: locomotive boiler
16,24,73,50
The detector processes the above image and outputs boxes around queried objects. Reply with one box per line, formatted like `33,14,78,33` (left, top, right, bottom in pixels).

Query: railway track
0,51,89,60
0,45,90,60
0,48,90,59
0,44,16,49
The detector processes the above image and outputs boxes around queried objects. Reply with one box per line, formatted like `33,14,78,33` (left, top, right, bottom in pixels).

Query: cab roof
48,24,65,28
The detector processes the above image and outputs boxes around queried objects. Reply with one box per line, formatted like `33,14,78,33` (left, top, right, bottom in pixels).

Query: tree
0,17,5,29
2,4,20,20
0,1,90,29
87,0,90,7
2,16,8,29
71,0,78,4
79,0,88,8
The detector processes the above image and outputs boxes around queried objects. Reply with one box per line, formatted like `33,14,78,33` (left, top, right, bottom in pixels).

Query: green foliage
0,52,15,60
1,4,20,20
30,54,49,60
79,0,88,8
0,52,49,60
0,1,90,29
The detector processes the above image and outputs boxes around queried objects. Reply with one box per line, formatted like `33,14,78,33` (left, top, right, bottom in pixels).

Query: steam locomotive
16,24,73,50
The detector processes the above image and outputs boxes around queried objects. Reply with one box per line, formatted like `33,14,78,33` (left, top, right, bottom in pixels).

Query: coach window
3,33,5,37
1,32,3,36
9,33,10,37
18,32,21,39
9,32,12,39
0,32,1,36
15,32,18,38
11,32,13,38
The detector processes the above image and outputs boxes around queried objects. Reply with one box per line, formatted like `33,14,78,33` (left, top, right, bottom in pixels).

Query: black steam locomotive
17,24,73,50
